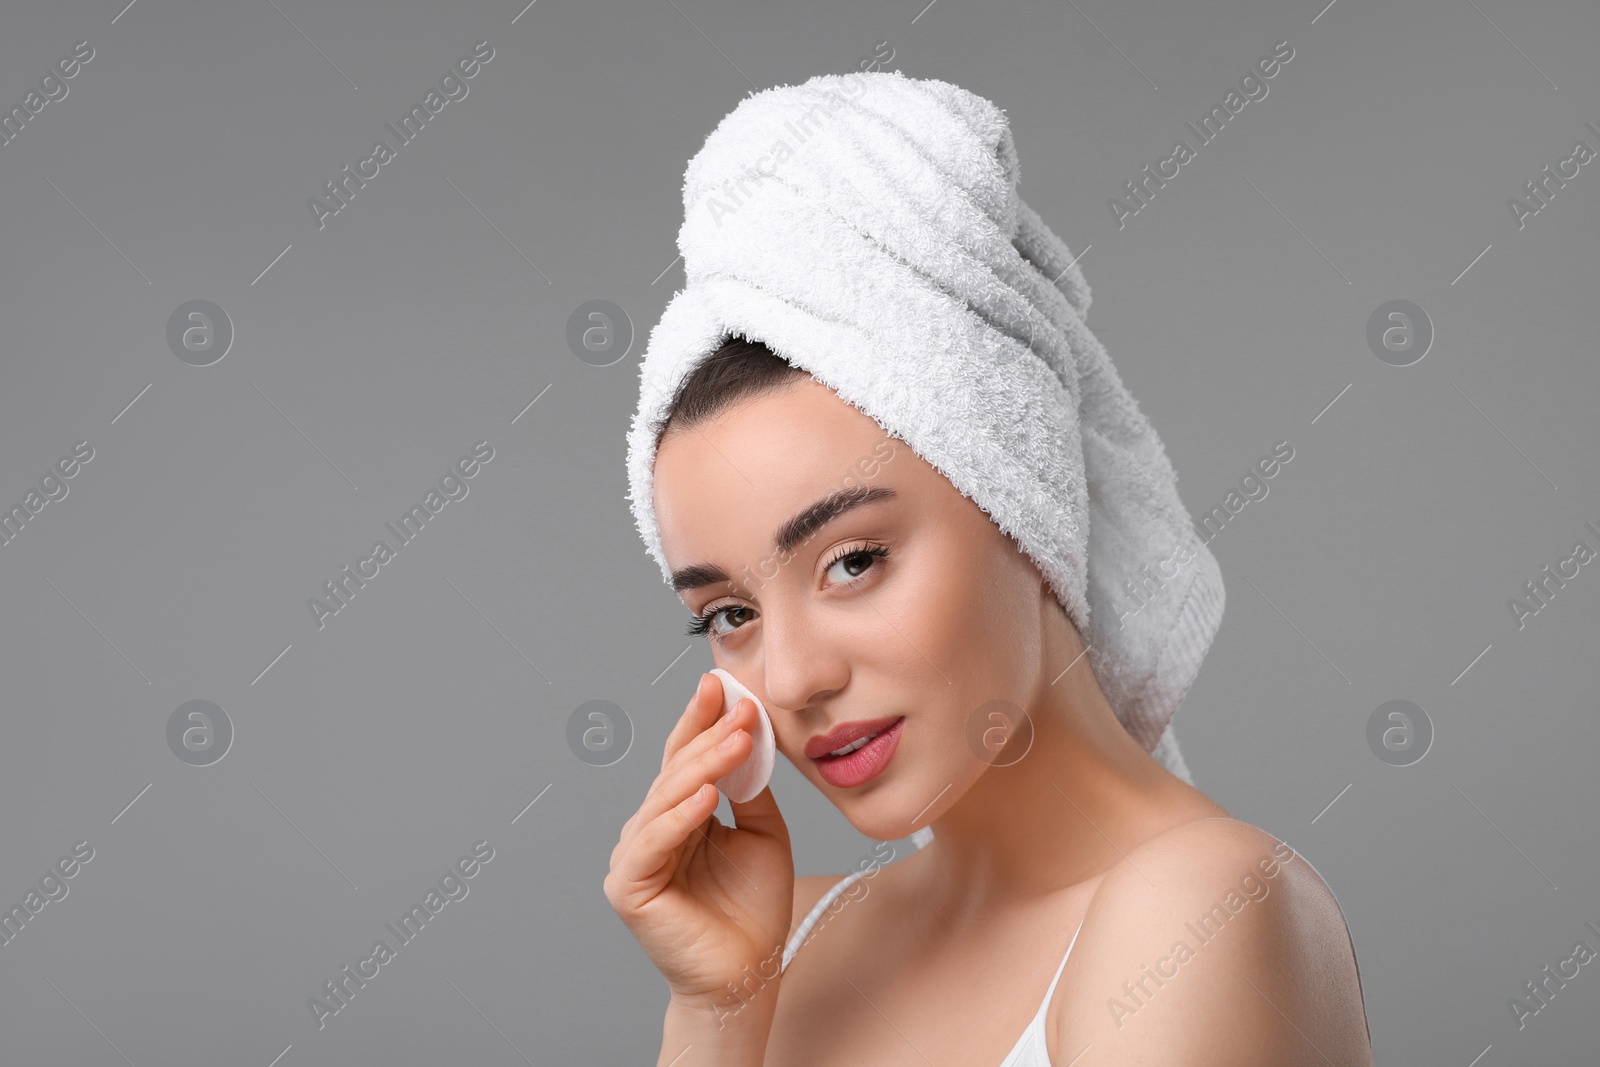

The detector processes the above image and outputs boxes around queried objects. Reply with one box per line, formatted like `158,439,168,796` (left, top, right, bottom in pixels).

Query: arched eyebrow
670,485,897,593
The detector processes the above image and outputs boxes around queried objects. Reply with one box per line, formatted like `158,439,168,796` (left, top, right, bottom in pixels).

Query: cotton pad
709,668,775,803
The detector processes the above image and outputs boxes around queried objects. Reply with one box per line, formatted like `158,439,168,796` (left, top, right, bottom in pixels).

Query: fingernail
717,730,740,751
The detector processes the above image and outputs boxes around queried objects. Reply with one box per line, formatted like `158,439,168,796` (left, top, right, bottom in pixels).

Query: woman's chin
828,796,923,844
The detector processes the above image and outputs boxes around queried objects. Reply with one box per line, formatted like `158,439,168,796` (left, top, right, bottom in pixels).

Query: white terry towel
625,70,1225,790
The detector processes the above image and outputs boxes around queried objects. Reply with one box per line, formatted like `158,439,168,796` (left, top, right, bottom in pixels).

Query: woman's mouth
811,717,905,788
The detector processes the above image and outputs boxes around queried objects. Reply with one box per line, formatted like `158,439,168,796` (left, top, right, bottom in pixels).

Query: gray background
1,0,1595,1063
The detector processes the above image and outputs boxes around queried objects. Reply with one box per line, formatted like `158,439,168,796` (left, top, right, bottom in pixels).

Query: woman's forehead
653,381,908,566
657,378,886,487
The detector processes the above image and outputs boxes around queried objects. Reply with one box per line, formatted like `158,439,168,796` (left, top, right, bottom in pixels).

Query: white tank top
780,866,1084,1066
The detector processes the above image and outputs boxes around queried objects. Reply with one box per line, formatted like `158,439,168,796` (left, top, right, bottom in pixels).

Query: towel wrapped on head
625,69,1225,790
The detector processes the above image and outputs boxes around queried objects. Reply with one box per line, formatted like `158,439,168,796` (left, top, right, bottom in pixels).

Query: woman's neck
909,597,1225,918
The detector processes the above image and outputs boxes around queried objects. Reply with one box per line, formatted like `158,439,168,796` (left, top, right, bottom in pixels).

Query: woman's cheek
901,556,974,654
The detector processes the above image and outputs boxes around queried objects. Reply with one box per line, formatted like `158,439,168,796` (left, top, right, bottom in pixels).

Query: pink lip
805,714,904,760
811,717,905,789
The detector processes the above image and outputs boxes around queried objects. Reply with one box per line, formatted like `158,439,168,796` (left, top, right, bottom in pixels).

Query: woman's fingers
651,710,750,817
606,780,723,903
618,696,754,850
660,673,726,772
611,711,751,889
618,674,723,841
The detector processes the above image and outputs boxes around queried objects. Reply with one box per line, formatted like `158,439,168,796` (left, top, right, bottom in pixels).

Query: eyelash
685,543,891,643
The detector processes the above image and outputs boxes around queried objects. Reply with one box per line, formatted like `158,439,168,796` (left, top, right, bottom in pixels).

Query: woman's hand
604,672,794,1008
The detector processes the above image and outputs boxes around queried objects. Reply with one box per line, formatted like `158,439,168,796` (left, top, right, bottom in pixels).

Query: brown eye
823,544,891,587
687,602,756,641
715,606,754,633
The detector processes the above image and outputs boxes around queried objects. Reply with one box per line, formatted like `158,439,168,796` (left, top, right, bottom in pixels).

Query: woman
605,71,1371,1066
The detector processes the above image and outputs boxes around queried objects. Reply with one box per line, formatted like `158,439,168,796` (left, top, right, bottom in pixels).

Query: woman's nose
756,603,847,716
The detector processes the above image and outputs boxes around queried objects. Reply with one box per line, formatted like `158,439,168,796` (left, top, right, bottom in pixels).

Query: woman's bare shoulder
1052,816,1372,1066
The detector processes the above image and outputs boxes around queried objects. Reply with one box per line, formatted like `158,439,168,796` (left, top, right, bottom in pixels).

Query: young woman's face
653,375,1057,840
